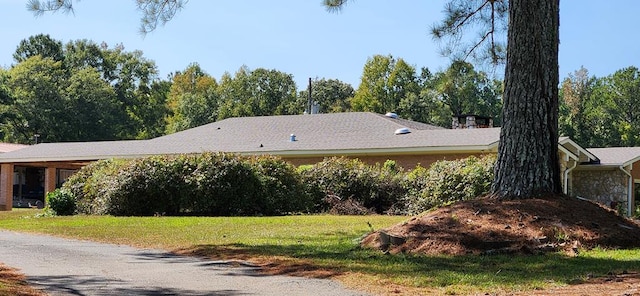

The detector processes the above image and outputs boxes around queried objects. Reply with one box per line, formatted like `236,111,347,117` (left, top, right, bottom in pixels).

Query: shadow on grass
175,242,640,288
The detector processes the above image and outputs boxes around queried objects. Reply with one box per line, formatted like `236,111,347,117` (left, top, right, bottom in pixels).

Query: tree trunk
491,0,561,199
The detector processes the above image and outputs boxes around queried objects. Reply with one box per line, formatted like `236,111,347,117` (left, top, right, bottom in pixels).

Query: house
0,112,636,215
571,147,640,215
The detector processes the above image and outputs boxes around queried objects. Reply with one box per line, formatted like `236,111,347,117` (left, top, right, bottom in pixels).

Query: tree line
559,66,640,147
0,34,637,149
0,34,502,143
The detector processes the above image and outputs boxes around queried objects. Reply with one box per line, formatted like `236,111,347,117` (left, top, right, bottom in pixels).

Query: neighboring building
0,112,636,215
570,147,640,215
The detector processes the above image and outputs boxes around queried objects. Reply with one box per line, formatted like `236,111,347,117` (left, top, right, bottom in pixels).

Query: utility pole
307,77,312,114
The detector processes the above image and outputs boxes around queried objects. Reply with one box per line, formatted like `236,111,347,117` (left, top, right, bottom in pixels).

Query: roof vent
289,134,297,142
385,112,399,119
394,127,410,135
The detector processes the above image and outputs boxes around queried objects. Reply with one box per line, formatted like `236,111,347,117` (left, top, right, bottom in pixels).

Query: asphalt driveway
0,231,369,295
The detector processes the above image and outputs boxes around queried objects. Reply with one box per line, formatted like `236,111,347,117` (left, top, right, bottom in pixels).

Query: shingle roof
0,143,27,153
0,140,155,163
559,137,599,163
587,147,640,166
150,112,498,154
0,112,501,163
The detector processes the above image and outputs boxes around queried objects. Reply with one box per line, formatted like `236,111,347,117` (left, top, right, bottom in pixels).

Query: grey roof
559,137,599,163
586,147,640,166
150,112,497,154
0,143,27,153
0,112,501,163
0,140,157,163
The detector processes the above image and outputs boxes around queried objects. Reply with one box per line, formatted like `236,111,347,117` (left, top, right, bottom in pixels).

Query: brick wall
283,153,490,170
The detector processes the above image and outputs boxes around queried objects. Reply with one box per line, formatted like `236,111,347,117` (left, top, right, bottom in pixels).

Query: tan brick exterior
44,167,57,201
0,164,13,210
283,153,491,170
632,161,640,212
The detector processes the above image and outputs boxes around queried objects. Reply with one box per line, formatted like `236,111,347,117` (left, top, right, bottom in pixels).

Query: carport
0,140,152,210
0,161,87,209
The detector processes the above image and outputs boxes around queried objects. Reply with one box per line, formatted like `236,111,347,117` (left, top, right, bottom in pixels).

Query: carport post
44,166,57,204
0,164,13,211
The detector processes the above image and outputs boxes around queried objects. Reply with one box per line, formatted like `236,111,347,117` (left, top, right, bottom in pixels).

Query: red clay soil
362,195,640,255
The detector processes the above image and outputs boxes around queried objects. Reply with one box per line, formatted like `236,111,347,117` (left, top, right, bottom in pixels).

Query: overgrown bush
403,155,496,215
184,152,261,216
248,155,312,215
62,153,313,216
61,152,497,217
63,159,125,215
377,160,408,214
45,188,76,215
106,155,190,216
298,157,405,214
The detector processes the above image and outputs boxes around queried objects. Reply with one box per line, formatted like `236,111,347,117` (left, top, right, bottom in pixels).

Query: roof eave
0,154,156,164
575,163,623,170
557,144,580,161
559,137,599,162
242,145,499,157
0,145,498,164
622,156,640,168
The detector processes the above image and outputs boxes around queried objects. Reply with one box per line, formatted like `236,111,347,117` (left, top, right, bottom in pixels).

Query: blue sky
1,1,639,89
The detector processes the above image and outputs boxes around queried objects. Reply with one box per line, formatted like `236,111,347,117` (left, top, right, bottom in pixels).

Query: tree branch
453,0,492,31
323,0,350,13
432,0,507,65
26,0,74,16
137,0,187,35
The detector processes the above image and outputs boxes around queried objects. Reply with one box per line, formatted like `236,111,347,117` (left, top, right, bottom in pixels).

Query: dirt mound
362,195,640,255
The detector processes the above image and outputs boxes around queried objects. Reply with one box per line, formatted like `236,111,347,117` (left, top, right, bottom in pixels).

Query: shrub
248,155,312,215
63,159,126,215
106,155,189,216
403,155,496,215
298,157,405,214
61,153,496,217
45,188,76,215
184,152,261,216
64,153,314,216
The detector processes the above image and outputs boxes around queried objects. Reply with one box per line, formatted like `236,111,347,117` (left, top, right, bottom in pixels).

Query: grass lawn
0,209,638,295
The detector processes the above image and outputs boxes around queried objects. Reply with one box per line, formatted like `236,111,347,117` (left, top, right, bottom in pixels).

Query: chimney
311,101,320,114
466,116,477,129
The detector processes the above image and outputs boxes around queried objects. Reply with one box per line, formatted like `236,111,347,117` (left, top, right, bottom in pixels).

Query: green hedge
64,159,125,215
107,155,191,216
403,155,496,215
61,153,496,216
248,156,312,215
297,157,405,214
62,153,311,216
